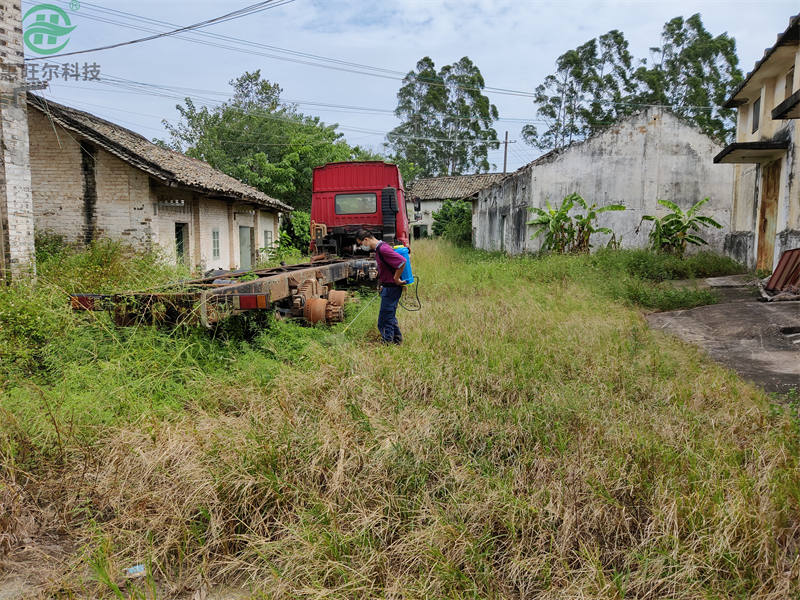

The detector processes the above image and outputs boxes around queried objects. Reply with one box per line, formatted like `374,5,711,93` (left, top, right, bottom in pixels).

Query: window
212,229,220,259
752,97,761,133
786,69,795,101
335,193,377,215
264,229,273,248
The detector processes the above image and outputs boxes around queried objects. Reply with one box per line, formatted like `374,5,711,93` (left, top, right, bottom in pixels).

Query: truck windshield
335,193,377,215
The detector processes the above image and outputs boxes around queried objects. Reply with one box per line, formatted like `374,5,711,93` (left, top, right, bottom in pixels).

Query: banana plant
528,193,625,253
640,198,722,257
571,194,626,253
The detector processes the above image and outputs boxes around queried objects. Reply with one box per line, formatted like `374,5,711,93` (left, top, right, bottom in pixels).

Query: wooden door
239,226,254,270
757,160,781,271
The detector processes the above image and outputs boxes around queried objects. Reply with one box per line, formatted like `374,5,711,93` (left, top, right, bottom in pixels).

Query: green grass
1,240,796,600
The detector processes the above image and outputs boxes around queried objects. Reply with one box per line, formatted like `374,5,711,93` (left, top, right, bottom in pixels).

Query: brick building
26,94,292,270
0,2,36,281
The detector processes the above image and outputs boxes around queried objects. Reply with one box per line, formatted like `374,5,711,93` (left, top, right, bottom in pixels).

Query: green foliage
527,193,625,253
161,71,383,211
593,248,744,282
388,56,499,177
641,198,722,257
524,14,742,150
523,30,637,149
431,199,472,245
279,210,311,253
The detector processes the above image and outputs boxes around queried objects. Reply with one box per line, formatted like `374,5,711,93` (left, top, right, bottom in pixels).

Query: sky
20,0,800,172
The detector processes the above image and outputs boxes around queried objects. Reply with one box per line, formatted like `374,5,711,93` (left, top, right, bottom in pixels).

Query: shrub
432,198,472,245
593,249,746,282
280,210,311,253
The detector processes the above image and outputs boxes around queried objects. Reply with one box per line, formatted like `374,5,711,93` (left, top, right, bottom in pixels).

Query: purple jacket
375,242,406,285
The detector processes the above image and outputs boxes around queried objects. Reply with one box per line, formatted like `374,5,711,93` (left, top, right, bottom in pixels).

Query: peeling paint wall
475,109,734,255
727,45,800,270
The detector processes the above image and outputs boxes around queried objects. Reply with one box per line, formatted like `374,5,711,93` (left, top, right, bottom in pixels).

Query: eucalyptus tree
388,56,499,178
525,15,743,151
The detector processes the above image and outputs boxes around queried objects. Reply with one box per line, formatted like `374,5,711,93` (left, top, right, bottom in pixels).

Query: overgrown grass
2,240,796,600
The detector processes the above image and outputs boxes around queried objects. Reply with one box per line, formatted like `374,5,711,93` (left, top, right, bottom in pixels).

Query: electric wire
23,0,723,112
26,0,297,61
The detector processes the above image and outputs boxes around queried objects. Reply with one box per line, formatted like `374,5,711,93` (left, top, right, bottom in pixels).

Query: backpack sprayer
392,245,422,312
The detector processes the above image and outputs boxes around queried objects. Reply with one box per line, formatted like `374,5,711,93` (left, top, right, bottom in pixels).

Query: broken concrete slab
647,301,800,394
668,275,761,302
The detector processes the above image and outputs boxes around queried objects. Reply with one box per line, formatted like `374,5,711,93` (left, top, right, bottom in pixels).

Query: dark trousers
378,285,403,344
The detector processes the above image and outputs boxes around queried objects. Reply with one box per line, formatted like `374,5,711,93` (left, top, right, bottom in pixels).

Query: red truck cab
310,161,410,256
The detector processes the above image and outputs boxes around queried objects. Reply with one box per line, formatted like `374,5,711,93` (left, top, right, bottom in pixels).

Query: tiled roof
723,13,800,109
27,94,293,212
408,173,506,200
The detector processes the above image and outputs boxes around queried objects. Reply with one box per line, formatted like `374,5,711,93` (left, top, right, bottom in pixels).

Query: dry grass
1,239,799,598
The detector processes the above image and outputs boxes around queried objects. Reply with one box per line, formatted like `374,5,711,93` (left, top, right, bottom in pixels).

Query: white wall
475,109,735,255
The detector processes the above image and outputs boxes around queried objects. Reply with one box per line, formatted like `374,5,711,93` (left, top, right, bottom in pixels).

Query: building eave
772,89,800,119
723,14,800,109
713,141,790,164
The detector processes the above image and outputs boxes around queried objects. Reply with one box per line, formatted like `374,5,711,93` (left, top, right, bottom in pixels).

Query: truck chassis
70,257,378,327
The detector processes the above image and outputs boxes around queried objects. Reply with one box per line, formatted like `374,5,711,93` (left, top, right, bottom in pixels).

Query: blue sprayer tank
393,245,414,285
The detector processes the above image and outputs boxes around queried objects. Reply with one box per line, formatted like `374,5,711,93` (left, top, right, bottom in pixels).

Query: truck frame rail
70,257,378,327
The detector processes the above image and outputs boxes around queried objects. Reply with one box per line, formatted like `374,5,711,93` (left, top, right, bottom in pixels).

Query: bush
280,210,311,253
593,249,745,282
432,198,472,245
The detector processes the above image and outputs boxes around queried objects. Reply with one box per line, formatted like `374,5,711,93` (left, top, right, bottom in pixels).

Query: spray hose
400,277,422,312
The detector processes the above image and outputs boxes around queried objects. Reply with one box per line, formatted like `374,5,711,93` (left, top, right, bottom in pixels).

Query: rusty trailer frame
70,258,378,327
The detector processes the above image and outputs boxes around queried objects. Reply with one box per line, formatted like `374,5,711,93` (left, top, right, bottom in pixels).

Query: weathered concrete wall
0,2,35,280
408,199,443,237
475,109,735,255
729,47,800,269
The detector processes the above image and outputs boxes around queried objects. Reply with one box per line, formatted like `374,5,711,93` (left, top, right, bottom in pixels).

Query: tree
388,57,499,178
523,31,636,150
633,14,742,142
524,15,743,151
161,71,382,212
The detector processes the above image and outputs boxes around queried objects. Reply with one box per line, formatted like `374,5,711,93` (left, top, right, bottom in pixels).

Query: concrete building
0,2,36,281
474,109,734,255
407,173,504,238
714,14,800,270
26,94,292,271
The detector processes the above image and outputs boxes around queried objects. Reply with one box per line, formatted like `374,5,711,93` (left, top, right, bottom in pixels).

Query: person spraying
355,230,407,345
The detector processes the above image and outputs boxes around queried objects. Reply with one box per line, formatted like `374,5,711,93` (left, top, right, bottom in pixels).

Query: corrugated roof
408,173,506,200
27,94,293,212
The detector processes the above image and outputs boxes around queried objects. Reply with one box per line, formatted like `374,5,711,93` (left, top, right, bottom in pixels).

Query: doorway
175,223,188,264
239,226,255,270
757,160,781,271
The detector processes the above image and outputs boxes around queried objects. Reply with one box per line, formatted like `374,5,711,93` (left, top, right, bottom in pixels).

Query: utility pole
502,131,509,174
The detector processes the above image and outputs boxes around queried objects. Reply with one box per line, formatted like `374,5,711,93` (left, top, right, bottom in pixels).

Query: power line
26,0,297,61
25,0,727,113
